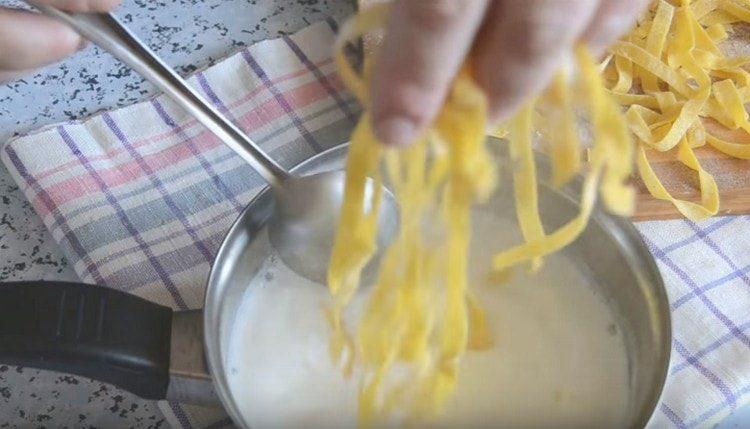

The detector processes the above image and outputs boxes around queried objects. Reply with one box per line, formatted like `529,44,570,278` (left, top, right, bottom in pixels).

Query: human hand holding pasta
0,0,120,83
370,0,651,147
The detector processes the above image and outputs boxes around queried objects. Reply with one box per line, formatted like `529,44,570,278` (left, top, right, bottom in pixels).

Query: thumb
369,0,489,146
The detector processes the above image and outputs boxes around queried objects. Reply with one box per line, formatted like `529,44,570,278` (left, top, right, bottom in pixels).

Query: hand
0,0,120,83
369,0,650,146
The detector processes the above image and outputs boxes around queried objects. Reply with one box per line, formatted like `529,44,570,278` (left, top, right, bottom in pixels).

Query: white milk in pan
227,210,631,428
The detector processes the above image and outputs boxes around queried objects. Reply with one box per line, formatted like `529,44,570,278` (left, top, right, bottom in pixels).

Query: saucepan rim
203,140,672,428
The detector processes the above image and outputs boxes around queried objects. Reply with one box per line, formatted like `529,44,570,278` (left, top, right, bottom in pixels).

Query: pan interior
204,141,670,429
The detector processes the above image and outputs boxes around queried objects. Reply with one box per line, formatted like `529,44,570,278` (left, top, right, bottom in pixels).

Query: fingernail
374,116,418,147
77,38,89,52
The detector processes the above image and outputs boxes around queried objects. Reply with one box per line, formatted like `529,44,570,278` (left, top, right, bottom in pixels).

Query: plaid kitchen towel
637,217,750,428
2,18,749,429
1,20,359,428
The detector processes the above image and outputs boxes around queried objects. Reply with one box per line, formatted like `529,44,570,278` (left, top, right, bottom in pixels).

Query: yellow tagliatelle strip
326,0,750,427
643,0,676,92
330,6,497,427
547,72,582,187
327,114,384,377
494,46,633,271
508,104,545,270
707,131,750,157
637,140,720,220
603,0,750,220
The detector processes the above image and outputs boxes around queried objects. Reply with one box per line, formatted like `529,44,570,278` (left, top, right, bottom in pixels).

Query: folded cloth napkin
2,19,749,429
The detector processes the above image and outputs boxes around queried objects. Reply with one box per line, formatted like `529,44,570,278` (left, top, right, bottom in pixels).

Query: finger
582,0,650,54
474,0,601,123
0,8,84,71
370,0,490,146
0,69,37,84
32,0,121,12
0,40,89,84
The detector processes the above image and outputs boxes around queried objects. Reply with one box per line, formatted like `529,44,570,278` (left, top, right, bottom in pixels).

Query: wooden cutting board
633,24,750,220
633,128,750,220
631,24,750,220
355,0,750,221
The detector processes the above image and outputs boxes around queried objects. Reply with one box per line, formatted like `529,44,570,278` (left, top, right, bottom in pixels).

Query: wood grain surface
633,125,750,220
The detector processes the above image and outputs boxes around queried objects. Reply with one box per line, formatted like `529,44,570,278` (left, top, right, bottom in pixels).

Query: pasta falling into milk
326,0,750,426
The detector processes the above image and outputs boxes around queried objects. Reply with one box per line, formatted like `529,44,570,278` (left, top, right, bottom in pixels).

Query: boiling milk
227,211,631,428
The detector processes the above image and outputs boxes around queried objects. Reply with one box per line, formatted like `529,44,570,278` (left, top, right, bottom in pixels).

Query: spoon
27,2,396,284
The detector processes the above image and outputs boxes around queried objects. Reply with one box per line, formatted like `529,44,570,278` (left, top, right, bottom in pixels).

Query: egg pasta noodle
326,0,750,426
609,0,750,219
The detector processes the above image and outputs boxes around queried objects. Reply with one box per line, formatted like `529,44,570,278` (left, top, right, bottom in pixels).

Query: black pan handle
0,281,172,400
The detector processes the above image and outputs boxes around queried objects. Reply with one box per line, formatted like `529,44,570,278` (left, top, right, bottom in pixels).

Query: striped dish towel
1,20,358,428
637,218,750,428
1,19,749,429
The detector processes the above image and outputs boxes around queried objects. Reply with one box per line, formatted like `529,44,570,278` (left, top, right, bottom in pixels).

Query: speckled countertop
0,0,352,426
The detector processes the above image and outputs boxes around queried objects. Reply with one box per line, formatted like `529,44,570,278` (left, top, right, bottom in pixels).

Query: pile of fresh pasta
325,0,750,426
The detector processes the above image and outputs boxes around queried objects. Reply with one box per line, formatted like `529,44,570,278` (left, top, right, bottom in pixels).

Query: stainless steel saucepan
0,140,670,428
2,3,671,426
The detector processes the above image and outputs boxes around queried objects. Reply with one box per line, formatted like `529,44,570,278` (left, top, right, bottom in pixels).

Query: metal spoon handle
26,2,290,185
